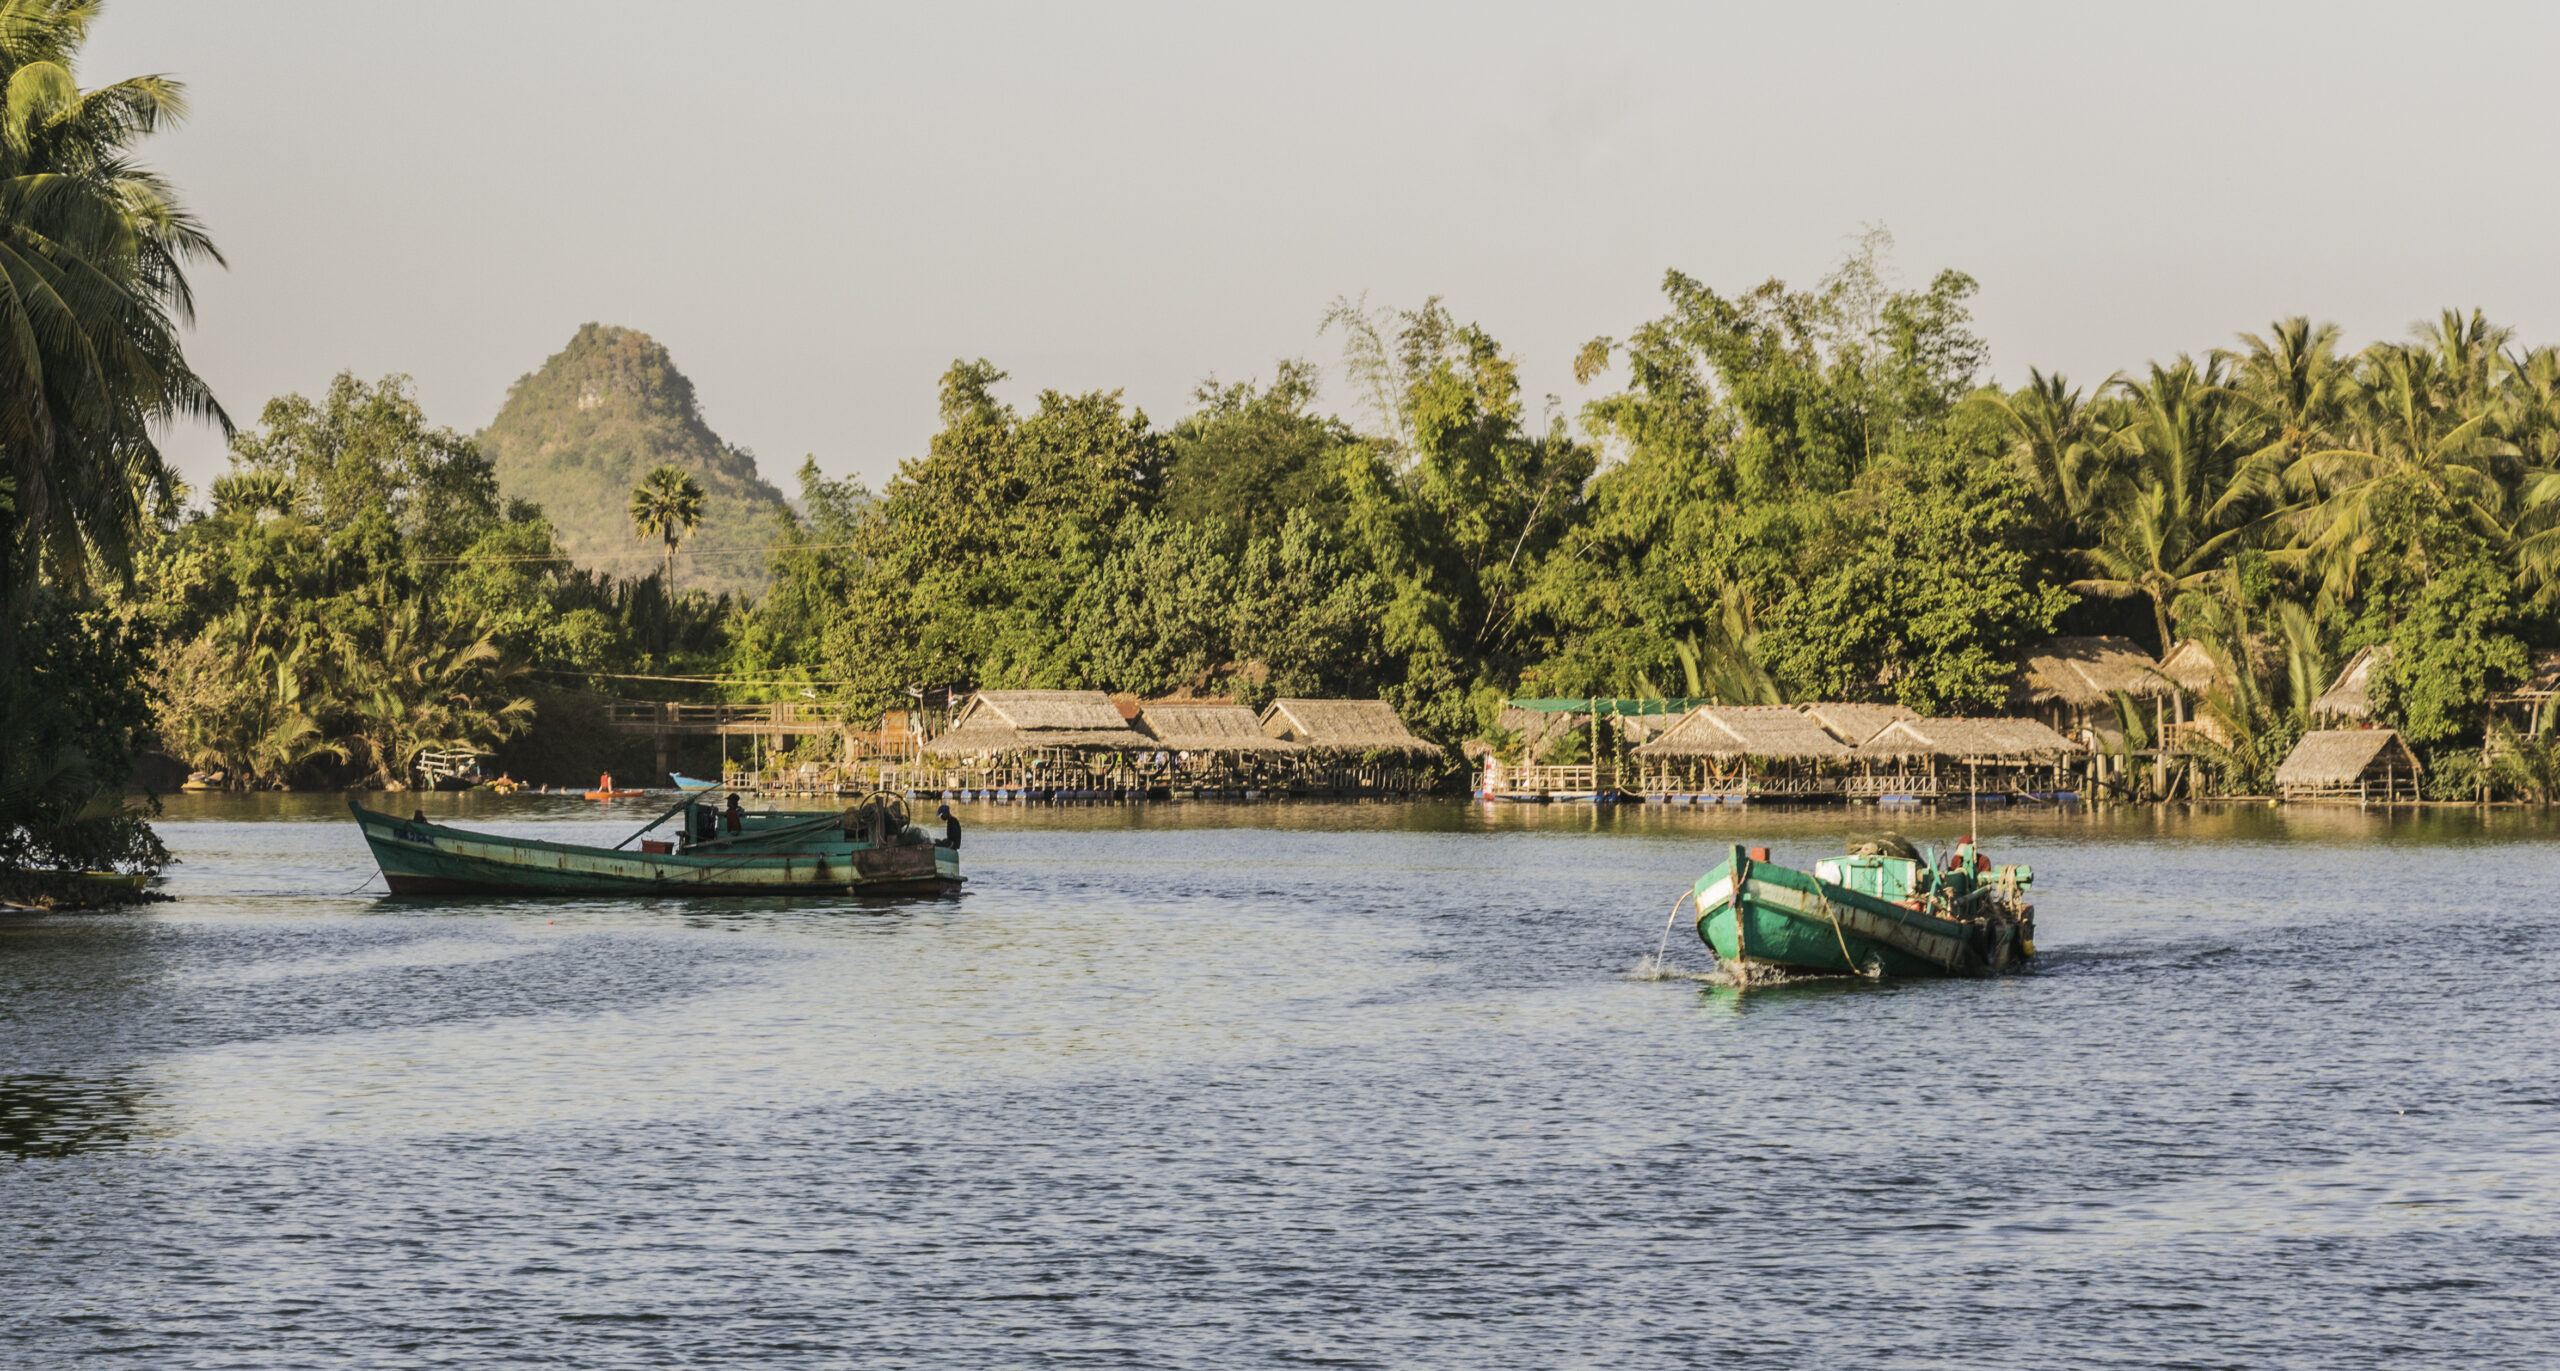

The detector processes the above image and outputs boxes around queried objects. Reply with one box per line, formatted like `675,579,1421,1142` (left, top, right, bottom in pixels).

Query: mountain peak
480,324,786,595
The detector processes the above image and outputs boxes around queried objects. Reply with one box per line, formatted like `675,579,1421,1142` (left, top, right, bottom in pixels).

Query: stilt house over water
922,689,1146,789
1797,702,1917,748
1258,698,1442,793
2275,729,2422,802
1135,703,1303,790
1630,705,1853,799
1856,717,2083,798
2016,636,2173,741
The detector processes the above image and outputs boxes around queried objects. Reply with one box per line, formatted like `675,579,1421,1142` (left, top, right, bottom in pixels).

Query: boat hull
352,803,960,897
1694,853,2028,978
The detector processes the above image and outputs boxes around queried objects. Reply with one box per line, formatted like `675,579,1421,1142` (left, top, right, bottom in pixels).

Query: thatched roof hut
922,689,1144,756
2018,636,2173,707
1136,704,1303,754
2311,645,2390,721
2275,729,2422,795
2159,639,2220,693
1798,702,1917,747
1632,706,1853,761
1861,717,2082,761
2160,637,2279,695
1260,699,1440,756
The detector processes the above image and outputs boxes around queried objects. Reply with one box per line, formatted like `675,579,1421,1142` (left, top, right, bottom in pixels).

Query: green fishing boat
1691,836,2034,979
350,792,960,897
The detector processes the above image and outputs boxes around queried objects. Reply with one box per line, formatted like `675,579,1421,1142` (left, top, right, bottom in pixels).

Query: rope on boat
1811,885,1868,978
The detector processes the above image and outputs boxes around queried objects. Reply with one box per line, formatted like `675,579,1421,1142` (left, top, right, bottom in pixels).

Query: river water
3,794,2554,1368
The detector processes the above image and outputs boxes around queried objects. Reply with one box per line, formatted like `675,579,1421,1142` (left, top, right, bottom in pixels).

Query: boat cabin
1813,852,1924,900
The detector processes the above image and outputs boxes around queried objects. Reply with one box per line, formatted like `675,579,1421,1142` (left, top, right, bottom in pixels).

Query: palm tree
0,4,221,862
0,0,226,594
2218,317,2348,514
629,464,705,586
1971,368,2112,536
152,605,343,788
2283,345,2516,600
2071,360,2253,653
2495,348,2560,603
2416,307,2511,416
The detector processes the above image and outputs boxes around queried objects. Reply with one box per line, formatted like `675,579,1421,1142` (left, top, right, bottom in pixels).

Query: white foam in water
1625,955,1718,983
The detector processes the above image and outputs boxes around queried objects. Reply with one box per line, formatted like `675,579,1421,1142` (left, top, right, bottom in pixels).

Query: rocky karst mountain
478,324,787,595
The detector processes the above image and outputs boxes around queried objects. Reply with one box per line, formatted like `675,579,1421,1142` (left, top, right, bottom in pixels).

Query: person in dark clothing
724,793,745,833
934,803,961,850
696,805,718,842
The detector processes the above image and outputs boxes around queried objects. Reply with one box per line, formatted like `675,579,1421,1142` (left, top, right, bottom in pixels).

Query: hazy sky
94,0,2560,495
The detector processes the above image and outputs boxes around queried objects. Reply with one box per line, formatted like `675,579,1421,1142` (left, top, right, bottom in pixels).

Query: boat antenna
1969,759,1978,847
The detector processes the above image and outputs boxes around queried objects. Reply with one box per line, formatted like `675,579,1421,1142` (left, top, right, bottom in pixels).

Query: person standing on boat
934,803,961,850
724,793,745,833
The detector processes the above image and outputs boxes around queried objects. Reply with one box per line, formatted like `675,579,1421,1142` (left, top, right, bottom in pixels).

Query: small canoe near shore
350,795,960,897
1692,838,2034,979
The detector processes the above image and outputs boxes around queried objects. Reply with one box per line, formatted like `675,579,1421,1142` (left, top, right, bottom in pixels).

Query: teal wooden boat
1692,838,2034,978
350,793,960,897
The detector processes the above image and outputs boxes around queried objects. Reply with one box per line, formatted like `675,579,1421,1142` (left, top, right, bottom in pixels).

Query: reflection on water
3,794,2556,1367
0,1074,145,1158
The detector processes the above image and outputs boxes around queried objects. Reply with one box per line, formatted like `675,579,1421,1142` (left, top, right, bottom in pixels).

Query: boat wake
1626,955,1718,984
1629,955,1875,989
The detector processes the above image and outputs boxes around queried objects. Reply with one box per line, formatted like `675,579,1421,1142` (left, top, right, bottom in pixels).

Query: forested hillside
477,324,787,596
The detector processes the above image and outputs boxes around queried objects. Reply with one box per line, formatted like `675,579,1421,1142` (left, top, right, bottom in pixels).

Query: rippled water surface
4,793,2556,1368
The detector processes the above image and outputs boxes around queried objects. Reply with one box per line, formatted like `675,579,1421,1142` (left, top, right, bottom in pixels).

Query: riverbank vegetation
18,5,2560,836
130,241,2560,802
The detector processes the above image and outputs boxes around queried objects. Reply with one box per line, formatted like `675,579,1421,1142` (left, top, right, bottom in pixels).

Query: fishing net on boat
1847,832,1920,861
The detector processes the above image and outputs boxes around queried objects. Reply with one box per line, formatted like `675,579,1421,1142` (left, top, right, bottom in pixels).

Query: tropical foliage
125,374,681,790
29,0,2560,811
0,2,219,870
708,248,2560,798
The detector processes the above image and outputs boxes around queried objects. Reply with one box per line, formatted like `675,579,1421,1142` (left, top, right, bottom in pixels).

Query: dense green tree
0,2,223,869
1323,298,1590,735
806,360,1170,712
130,377,547,789
1160,361,1357,548
2373,552,2529,745
1755,422,2073,713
